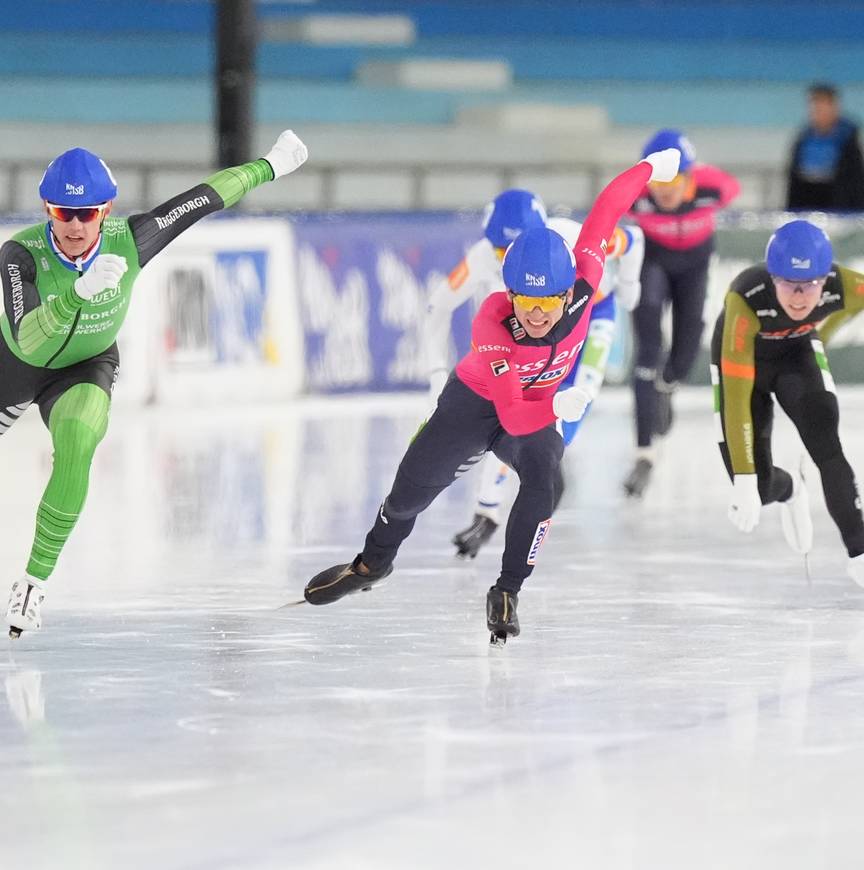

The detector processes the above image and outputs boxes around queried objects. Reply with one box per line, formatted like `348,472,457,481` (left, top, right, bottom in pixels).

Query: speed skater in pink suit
303,148,681,645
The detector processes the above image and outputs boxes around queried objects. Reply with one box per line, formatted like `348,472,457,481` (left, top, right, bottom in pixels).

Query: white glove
264,130,308,178
73,254,128,301
642,148,681,183
728,474,761,533
552,386,593,422
428,369,448,403
614,279,641,312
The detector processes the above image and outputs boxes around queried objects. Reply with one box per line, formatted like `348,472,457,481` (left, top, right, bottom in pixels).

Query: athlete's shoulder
476,290,513,319
693,163,735,184
729,264,770,303
11,223,47,246
5,227,43,266
545,216,582,249
692,164,740,202
101,216,133,239
463,237,502,278
837,264,864,293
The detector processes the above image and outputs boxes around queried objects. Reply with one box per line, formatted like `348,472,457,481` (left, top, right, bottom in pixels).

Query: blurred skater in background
624,128,740,497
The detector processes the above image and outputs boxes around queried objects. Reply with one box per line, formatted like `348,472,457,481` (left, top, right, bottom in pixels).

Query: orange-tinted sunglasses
46,202,108,223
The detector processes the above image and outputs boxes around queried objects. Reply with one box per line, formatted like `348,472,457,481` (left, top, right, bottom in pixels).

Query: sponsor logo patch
527,519,551,565
508,316,526,340
155,194,211,230
524,272,546,288
65,182,84,196
567,293,589,315
6,263,24,324
477,344,512,353
490,359,510,377
791,257,811,269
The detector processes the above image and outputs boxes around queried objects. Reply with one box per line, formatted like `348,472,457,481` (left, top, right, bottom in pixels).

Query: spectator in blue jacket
787,83,864,211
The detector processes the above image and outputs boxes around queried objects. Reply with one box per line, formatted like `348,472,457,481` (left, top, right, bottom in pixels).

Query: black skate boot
623,457,653,498
653,381,676,436
304,555,393,605
486,586,520,645
452,513,499,559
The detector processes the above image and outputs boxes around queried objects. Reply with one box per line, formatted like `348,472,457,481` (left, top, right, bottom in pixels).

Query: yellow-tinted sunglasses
648,174,685,189
511,292,567,313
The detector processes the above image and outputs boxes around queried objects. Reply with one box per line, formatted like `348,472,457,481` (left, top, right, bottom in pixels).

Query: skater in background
432,198,644,558
303,148,680,644
623,128,740,497
713,219,864,584
2,131,308,637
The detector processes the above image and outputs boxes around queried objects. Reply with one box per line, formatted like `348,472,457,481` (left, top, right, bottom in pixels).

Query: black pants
711,321,864,557
361,377,564,592
0,338,119,434
632,246,711,448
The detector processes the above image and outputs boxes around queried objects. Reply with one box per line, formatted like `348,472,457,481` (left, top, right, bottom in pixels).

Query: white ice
2,387,864,870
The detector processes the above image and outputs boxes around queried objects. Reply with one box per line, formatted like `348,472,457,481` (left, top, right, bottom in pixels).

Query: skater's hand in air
74,254,128,301
264,130,308,178
728,474,761,533
553,386,593,422
642,148,681,183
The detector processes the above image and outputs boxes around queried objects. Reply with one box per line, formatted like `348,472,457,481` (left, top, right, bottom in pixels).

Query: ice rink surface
3,386,864,870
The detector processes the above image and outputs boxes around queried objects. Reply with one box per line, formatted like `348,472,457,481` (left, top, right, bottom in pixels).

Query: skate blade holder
489,630,509,646
8,627,22,639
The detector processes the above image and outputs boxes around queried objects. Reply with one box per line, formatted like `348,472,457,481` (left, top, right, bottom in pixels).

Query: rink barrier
2,210,864,402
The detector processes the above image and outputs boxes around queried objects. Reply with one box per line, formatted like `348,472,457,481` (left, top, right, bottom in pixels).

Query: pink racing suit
456,161,653,436
629,164,740,252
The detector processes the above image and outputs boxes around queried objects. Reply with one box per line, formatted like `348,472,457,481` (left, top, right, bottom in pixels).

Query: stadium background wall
2,211,862,401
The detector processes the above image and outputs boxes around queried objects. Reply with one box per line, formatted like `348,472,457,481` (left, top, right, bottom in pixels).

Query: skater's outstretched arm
426,240,500,397
575,150,678,291
718,291,760,475
695,164,741,209
819,266,864,345
129,130,308,267
610,224,645,311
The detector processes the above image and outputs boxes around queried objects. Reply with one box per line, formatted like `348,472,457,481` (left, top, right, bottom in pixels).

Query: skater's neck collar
45,223,103,273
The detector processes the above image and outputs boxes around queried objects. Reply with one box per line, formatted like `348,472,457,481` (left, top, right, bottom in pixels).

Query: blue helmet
39,147,118,206
641,128,696,173
502,227,576,296
482,189,547,249
765,220,833,280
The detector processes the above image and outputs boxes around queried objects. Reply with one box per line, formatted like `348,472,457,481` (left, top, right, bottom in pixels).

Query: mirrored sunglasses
46,203,107,223
511,292,567,313
773,277,827,294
